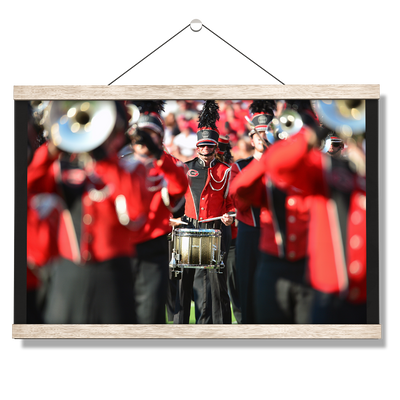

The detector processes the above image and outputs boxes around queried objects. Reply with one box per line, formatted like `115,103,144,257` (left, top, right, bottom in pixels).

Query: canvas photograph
17,92,377,335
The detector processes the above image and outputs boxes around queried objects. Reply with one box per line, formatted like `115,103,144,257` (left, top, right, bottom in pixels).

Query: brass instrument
126,103,140,126
267,109,303,143
311,100,365,137
44,101,117,153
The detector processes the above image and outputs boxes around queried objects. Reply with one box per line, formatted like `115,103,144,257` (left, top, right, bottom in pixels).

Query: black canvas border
13,99,380,325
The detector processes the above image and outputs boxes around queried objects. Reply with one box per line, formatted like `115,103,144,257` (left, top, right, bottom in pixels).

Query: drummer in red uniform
173,101,235,324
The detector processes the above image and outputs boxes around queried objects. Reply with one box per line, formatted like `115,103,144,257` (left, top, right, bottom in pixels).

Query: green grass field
167,302,237,324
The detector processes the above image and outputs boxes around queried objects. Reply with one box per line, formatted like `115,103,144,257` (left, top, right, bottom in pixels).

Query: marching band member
173,100,235,324
27,112,64,324
323,133,345,159
229,100,275,323
123,101,188,324
27,136,61,323
27,193,69,321
216,135,241,323
27,101,150,324
264,105,366,323
230,101,315,324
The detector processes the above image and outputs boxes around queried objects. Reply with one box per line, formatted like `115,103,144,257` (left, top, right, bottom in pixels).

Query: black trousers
235,221,260,323
311,291,367,324
27,289,44,324
44,257,136,324
133,235,169,324
225,242,242,323
253,252,314,324
174,267,232,324
174,224,232,324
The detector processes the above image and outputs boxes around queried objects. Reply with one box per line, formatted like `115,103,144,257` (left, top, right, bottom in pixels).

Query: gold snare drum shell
173,228,221,268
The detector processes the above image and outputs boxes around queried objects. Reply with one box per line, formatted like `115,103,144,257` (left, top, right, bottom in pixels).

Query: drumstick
169,218,188,225
200,213,236,223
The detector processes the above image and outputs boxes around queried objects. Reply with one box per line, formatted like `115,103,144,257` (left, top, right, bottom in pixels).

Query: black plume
249,100,276,115
134,101,165,115
198,100,220,130
285,100,313,113
223,144,233,164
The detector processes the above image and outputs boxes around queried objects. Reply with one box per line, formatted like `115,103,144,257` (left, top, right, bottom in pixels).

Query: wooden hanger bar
10,81,383,100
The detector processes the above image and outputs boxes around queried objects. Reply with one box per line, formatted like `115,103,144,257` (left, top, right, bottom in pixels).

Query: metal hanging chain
106,17,286,85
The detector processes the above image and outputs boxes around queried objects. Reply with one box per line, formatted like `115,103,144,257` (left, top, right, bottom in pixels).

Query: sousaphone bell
44,101,117,153
311,100,365,137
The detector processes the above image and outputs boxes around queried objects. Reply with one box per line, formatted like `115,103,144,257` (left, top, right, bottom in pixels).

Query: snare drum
172,228,222,269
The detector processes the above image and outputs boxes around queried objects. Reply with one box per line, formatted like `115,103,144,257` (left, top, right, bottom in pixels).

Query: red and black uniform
121,150,188,323
132,152,187,243
27,143,149,324
229,156,262,323
265,131,366,323
231,157,262,226
230,150,313,324
183,158,234,223
27,193,63,323
174,157,235,324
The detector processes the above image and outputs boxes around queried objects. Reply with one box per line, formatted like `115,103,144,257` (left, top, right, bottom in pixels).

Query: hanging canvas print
13,85,380,338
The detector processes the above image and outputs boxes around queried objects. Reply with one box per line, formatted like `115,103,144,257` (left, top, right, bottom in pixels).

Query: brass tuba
311,100,365,137
44,101,117,153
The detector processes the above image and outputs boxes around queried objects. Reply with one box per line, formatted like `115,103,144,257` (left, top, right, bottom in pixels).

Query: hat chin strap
328,147,342,156
198,147,216,160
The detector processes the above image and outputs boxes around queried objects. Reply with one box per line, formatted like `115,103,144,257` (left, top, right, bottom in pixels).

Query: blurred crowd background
161,100,254,162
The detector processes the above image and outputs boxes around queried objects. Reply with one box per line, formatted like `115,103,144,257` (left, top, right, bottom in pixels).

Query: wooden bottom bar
12,324,381,339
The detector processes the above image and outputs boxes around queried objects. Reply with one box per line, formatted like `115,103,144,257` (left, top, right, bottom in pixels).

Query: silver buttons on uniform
288,198,296,206
83,214,93,225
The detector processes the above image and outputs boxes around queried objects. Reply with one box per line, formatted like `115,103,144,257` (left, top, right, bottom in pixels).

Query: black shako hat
196,100,220,146
134,101,165,138
249,100,275,135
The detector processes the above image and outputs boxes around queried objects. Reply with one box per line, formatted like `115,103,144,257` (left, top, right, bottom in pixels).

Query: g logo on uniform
187,169,199,177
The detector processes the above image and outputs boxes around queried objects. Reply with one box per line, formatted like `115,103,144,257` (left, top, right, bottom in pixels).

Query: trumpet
126,103,140,126
311,100,365,137
44,101,117,153
267,109,303,143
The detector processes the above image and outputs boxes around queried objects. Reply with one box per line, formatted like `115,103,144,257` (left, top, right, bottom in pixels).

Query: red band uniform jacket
27,193,64,290
265,131,366,304
230,156,261,228
27,143,150,264
184,157,235,221
229,154,310,262
121,151,188,244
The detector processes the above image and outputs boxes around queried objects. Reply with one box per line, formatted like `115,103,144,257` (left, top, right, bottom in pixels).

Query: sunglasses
197,144,216,148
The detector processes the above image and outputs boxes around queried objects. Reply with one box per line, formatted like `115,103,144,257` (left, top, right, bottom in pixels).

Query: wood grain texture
12,324,381,339
14,85,380,100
